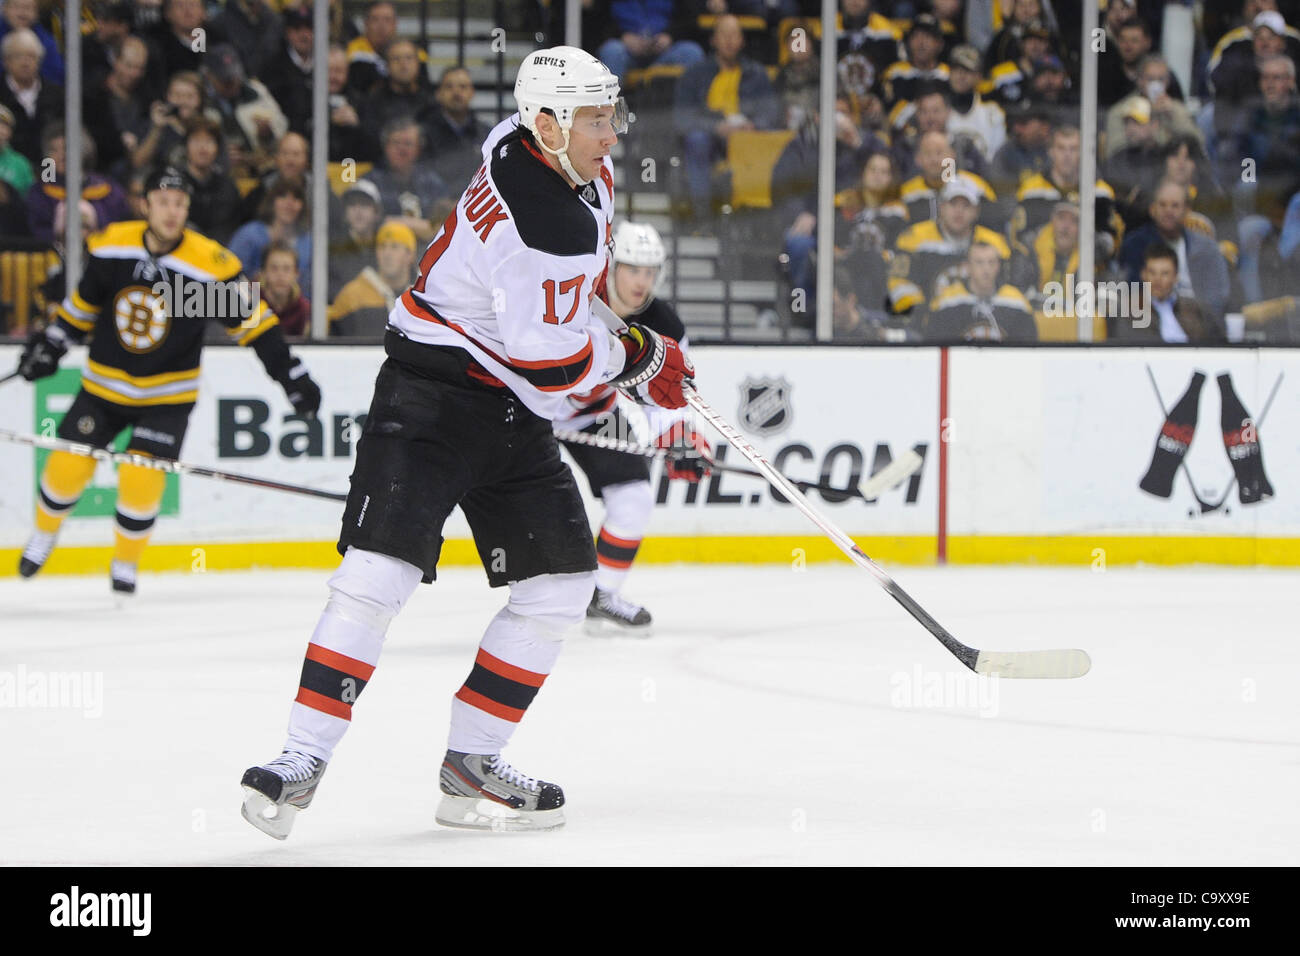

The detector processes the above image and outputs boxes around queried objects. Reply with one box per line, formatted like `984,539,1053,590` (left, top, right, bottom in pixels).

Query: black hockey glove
279,357,321,418
18,327,67,382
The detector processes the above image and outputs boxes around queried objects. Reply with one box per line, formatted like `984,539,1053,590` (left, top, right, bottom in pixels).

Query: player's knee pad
506,571,594,638
325,547,423,630
600,480,655,538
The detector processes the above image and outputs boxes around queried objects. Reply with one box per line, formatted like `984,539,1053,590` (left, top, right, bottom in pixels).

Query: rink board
0,344,1297,572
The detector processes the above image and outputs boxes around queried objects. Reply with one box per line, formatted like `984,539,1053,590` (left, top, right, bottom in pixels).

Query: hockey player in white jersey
240,47,696,838
558,220,713,635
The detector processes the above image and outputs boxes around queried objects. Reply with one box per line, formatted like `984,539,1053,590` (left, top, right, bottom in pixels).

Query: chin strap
534,125,586,186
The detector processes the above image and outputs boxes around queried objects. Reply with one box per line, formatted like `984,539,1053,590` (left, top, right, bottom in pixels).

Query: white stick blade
859,450,925,498
974,649,1092,679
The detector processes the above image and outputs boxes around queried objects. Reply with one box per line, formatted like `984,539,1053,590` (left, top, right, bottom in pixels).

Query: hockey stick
590,297,1088,678
553,425,923,501
0,369,22,387
684,387,1090,678
0,428,348,502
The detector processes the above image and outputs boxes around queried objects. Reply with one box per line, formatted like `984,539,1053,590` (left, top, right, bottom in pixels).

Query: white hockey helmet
609,220,666,315
514,46,627,182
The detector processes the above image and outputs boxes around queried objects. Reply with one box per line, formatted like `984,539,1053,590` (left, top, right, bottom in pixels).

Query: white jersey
388,115,619,419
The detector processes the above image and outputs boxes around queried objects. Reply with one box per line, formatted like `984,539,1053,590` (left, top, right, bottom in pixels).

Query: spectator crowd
3,0,1300,344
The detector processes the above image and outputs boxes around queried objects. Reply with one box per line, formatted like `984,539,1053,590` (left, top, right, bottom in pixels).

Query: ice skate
585,587,652,636
436,750,565,831
110,560,137,599
18,530,58,578
240,751,328,840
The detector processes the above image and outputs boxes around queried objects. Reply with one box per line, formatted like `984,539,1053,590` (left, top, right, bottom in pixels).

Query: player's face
146,189,190,240
614,263,658,309
565,106,618,183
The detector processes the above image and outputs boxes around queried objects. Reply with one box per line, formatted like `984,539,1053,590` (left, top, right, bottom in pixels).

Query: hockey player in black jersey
14,167,321,594
558,220,712,635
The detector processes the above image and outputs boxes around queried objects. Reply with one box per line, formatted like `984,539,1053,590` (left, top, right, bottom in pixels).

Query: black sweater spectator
211,0,284,81
262,5,316,136
418,66,491,197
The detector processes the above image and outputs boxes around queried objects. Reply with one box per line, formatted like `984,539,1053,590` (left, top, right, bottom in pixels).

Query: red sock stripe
455,685,526,722
295,686,352,720
597,553,635,570
599,529,642,550
474,648,547,688
304,643,376,681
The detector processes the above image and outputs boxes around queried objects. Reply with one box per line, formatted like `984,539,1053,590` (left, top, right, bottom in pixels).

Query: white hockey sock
285,548,422,762
448,571,591,754
592,480,654,594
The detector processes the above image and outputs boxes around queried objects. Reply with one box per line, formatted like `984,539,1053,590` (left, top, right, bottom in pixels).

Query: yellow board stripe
4,535,1300,577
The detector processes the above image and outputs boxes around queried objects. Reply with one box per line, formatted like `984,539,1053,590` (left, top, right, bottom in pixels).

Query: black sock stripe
596,539,640,564
39,488,78,514
299,659,369,702
462,664,541,713
114,512,157,534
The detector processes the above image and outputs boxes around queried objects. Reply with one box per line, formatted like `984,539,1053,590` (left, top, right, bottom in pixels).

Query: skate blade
583,618,653,639
435,795,565,832
241,786,299,840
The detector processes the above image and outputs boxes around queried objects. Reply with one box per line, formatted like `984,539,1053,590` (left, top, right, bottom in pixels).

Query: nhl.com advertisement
1,344,1298,565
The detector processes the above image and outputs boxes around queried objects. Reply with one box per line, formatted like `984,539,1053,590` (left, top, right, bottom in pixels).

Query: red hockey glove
656,422,712,482
609,323,694,409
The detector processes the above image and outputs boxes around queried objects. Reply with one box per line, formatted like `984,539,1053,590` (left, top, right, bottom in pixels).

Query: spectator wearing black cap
987,99,1052,199
418,66,491,197
263,4,316,137
202,43,289,178
181,116,242,244
212,0,284,82
1024,53,1077,127
881,14,951,131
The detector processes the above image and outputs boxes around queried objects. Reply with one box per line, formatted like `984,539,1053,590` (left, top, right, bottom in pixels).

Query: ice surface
1,563,1296,866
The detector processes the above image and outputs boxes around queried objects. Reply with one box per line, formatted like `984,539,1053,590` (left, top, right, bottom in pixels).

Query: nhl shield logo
739,377,792,435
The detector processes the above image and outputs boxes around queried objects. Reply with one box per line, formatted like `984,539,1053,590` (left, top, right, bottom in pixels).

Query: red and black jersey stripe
400,289,594,391
294,643,376,721
596,528,642,570
454,649,547,723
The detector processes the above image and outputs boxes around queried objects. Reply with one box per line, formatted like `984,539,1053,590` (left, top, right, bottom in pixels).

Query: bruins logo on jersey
114,284,170,354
